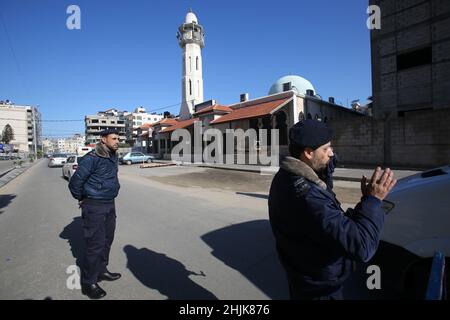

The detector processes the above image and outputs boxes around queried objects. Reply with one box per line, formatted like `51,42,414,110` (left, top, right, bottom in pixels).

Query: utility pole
33,107,37,158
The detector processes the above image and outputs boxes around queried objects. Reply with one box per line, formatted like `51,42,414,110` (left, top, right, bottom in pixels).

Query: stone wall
329,108,450,169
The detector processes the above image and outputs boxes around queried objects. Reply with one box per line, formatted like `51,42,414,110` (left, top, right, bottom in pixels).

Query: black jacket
268,156,384,295
68,143,120,201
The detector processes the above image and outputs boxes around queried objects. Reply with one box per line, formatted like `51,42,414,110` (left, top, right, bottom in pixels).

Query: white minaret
177,9,205,120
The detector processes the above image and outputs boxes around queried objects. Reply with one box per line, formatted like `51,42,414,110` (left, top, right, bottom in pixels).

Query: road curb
0,159,42,189
186,163,364,181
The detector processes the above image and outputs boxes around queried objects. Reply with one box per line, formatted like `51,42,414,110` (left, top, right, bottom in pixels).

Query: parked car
379,164,450,298
62,155,83,180
48,153,68,167
119,152,154,165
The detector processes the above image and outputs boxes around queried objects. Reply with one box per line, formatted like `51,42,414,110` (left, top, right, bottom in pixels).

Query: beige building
124,107,163,146
0,100,42,154
55,134,85,154
42,138,56,154
85,109,126,144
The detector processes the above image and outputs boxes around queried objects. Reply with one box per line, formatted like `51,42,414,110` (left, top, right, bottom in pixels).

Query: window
92,119,99,124
397,46,431,71
189,56,192,72
137,116,142,120
111,121,115,124
196,56,199,70
101,120,106,124
283,82,292,91
189,80,192,95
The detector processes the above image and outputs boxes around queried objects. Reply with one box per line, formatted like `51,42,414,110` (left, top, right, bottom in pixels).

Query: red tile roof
194,104,233,116
210,97,292,124
140,123,153,129
152,118,179,127
161,118,200,133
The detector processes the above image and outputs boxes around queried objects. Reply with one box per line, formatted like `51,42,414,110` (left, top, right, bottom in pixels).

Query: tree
1,124,14,144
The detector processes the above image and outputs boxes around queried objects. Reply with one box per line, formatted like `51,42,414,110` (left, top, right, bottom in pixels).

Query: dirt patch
147,168,273,193
147,168,362,204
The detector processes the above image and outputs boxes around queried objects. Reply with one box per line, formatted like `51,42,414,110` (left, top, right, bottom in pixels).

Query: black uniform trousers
80,199,116,285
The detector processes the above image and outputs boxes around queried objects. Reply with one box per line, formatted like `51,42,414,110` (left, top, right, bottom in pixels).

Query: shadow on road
59,216,84,269
124,245,217,299
236,192,268,200
201,219,289,299
0,194,17,215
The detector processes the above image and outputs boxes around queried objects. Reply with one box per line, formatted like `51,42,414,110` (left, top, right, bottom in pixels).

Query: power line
0,98,192,123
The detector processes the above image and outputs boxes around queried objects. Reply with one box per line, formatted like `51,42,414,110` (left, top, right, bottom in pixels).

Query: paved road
0,160,289,300
0,160,409,300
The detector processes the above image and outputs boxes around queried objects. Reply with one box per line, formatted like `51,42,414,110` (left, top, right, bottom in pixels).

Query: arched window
189,80,192,96
315,114,319,120
299,111,305,121
189,56,192,72
324,116,328,123
196,56,199,70
307,113,312,119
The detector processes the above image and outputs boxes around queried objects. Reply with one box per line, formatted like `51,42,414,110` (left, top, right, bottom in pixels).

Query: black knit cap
289,119,333,149
99,128,120,137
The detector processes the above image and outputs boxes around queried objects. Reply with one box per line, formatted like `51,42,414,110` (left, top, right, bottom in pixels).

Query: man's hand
361,167,397,201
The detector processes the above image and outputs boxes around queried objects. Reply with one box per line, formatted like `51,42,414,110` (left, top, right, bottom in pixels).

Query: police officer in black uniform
69,129,122,299
268,119,397,300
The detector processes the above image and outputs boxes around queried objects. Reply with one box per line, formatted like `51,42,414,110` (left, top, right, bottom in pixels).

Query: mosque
143,10,364,160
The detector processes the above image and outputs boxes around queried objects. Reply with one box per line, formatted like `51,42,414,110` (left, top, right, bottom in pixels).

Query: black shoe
81,283,106,299
98,270,122,281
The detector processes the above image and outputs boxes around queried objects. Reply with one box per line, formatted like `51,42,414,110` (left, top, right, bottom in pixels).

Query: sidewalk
0,159,42,189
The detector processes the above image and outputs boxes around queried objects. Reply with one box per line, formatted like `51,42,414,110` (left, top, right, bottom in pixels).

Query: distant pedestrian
268,119,397,300
68,129,122,299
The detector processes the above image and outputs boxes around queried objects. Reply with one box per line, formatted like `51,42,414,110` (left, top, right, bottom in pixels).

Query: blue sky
0,0,372,138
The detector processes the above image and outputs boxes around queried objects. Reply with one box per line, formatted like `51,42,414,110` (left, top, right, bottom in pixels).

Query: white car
48,153,68,167
380,164,450,298
62,155,83,180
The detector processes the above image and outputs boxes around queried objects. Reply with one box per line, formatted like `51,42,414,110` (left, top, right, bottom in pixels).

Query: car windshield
53,154,67,158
